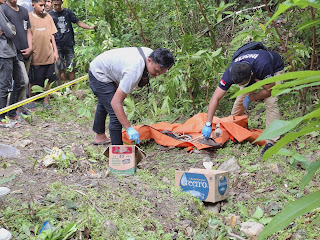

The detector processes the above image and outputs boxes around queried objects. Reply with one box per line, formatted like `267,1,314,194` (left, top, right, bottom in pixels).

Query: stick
228,232,247,240
75,190,105,217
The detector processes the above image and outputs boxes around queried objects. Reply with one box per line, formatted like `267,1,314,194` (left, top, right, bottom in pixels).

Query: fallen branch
75,190,105,217
228,232,247,240
197,4,268,38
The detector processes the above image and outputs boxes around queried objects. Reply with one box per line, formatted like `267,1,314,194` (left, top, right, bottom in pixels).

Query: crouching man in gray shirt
89,47,175,145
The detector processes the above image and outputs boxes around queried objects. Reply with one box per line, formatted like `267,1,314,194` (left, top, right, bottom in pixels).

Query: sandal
43,103,52,110
26,102,36,110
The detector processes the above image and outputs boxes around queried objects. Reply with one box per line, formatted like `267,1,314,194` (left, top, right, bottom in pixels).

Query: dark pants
0,57,24,119
89,71,123,145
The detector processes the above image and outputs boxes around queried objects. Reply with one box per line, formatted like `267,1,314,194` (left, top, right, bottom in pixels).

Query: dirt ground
1,110,319,239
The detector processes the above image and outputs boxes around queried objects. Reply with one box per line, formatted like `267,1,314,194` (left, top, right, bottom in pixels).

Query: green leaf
252,207,264,219
238,203,248,218
259,217,273,225
266,4,292,27
231,71,320,99
276,148,293,156
258,190,320,240
0,175,16,185
298,19,320,31
300,160,320,190
255,118,303,141
262,124,320,160
311,215,320,226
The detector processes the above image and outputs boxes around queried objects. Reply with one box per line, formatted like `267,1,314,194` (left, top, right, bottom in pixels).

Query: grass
1,86,319,239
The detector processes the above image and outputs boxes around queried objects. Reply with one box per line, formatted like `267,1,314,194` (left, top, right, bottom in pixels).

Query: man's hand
126,127,140,144
201,125,212,140
21,48,32,58
243,95,251,109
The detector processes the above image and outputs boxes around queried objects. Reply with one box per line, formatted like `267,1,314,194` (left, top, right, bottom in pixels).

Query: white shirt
90,47,153,94
17,0,33,12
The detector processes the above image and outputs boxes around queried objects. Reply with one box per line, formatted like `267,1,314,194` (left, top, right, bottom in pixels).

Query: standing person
1,0,33,115
44,0,51,12
27,0,58,110
0,0,25,124
89,47,175,145
49,0,96,84
201,48,284,156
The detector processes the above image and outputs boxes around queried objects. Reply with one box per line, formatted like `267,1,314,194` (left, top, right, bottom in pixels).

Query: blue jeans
0,57,24,119
89,71,123,145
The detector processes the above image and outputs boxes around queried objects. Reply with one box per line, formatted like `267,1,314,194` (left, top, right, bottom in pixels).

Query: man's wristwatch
205,121,212,127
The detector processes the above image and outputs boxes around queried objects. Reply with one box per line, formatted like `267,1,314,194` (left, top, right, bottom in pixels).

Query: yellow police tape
0,75,88,115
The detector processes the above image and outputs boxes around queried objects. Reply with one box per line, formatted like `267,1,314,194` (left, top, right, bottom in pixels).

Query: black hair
32,0,45,3
230,62,251,84
149,48,175,69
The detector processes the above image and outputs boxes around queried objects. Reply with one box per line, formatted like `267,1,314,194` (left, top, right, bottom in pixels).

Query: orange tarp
122,113,265,150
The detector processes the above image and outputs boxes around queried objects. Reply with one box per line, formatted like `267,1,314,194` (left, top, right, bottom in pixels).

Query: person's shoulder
64,8,75,15
18,5,28,13
1,3,8,10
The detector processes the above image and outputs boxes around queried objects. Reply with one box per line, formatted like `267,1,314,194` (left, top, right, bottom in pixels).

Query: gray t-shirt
1,4,30,61
90,47,153,94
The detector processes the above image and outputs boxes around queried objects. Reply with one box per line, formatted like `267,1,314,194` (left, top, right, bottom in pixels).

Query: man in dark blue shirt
49,0,96,84
202,49,284,155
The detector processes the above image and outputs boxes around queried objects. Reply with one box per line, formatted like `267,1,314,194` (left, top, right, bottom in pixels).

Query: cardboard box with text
104,145,146,175
175,168,229,203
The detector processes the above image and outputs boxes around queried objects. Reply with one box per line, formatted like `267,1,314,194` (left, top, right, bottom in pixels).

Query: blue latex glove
243,96,251,109
201,125,212,140
126,126,140,144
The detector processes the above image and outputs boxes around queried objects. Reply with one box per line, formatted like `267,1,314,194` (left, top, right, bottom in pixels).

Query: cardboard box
175,168,229,203
104,145,146,175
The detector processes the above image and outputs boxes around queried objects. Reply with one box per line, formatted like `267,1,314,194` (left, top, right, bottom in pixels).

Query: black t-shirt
49,8,79,47
1,4,30,61
218,50,284,91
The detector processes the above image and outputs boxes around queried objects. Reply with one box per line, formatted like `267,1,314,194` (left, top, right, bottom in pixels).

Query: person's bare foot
92,133,111,145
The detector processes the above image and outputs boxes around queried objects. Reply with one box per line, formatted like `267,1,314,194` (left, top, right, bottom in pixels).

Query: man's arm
111,87,130,130
51,34,58,62
248,82,275,101
206,86,226,122
76,21,96,30
21,28,32,58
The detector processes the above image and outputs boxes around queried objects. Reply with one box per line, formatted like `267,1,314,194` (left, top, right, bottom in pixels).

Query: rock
292,230,307,240
42,155,57,167
180,219,192,229
186,226,193,236
73,89,88,100
265,201,282,216
240,222,264,238
15,139,32,148
104,220,118,238
0,166,23,177
187,202,200,217
71,143,85,157
0,144,21,158
162,176,171,185
203,161,214,170
192,149,201,154
11,132,23,139
267,163,282,174
218,156,241,173
205,202,220,215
